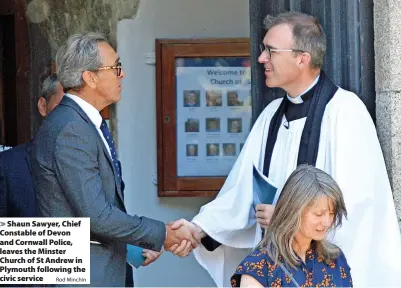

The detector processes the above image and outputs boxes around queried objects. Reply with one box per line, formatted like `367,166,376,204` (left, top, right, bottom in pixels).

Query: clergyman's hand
256,204,275,229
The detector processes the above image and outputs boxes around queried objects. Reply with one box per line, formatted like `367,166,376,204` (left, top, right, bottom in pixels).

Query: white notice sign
0,218,90,285
176,57,252,177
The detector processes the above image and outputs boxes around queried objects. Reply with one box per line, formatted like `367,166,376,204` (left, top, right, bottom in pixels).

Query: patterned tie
100,119,121,184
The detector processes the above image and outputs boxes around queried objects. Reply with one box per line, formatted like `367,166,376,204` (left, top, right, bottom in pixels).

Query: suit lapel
60,97,125,204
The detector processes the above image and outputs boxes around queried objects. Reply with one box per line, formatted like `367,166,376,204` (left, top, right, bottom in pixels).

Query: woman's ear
37,97,48,117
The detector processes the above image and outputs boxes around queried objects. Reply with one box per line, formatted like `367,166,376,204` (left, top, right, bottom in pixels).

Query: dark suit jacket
0,142,43,288
0,141,36,217
31,97,165,287
0,141,135,287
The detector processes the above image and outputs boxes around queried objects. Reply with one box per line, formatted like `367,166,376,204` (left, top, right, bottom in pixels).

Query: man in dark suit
31,33,197,287
0,73,64,218
0,74,63,288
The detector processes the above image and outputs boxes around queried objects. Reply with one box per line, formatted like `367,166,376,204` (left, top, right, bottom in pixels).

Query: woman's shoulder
234,248,283,278
326,248,353,286
240,248,275,265
317,247,351,271
232,248,280,287
335,248,351,268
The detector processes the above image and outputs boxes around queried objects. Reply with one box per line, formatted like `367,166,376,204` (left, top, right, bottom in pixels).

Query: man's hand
164,221,199,256
170,219,206,240
168,219,205,257
256,204,275,229
142,249,162,266
166,239,193,258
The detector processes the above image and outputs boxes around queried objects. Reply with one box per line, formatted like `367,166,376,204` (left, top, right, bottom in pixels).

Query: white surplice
192,87,401,287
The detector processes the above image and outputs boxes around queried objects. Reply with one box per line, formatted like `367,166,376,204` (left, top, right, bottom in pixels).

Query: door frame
0,0,31,145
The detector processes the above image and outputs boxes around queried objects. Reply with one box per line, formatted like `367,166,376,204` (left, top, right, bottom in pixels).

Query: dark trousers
125,263,134,287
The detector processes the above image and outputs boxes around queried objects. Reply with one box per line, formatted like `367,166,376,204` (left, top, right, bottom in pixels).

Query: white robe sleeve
192,99,282,287
318,89,401,287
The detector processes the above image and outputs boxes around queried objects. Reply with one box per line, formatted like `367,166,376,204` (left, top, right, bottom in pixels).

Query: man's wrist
161,225,169,251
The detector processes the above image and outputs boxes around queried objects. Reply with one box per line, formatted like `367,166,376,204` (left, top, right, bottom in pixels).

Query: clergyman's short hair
40,74,60,101
55,32,107,91
264,12,326,68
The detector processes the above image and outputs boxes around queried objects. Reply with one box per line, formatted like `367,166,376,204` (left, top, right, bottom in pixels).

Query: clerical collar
284,75,320,124
287,75,320,104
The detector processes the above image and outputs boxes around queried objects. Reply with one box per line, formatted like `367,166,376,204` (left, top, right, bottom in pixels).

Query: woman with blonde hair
231,164,353,287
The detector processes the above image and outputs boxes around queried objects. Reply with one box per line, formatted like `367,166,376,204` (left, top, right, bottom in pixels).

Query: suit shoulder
57,119,96,136
45,104,82,127
1,142,30,162
37,106,93,141
0,143,31,176
53,120,99,154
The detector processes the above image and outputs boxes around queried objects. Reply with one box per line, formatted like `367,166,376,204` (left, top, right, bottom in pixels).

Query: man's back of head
37,73,64,117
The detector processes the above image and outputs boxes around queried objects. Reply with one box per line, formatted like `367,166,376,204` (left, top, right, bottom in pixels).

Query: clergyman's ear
298,52,312,69
82,70,97,89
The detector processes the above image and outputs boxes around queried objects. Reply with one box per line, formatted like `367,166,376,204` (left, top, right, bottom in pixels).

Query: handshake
164,219,206,258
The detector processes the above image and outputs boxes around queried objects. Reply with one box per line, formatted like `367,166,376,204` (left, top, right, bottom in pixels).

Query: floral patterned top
231,246,352,287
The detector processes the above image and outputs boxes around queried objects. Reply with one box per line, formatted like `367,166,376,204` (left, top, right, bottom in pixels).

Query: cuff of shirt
161,229,168,252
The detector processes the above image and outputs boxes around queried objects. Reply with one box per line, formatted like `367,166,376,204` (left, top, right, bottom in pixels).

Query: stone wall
26,0,140,55
374,0,401,226
25,0,139,137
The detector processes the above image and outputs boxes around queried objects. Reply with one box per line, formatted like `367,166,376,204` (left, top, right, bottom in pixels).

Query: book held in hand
127,245,146,269
252,164,278,211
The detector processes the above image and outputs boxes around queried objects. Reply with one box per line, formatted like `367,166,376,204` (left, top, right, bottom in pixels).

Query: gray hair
264,12,326,68
55,32,107,91
258,164,347,269
40,74,60,101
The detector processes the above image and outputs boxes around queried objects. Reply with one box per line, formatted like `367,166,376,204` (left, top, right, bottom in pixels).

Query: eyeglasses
96,62,122,77
259,44,305,59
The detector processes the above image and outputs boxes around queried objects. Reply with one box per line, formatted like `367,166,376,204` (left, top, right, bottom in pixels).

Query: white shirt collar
65,93,103,128
287,75,320,104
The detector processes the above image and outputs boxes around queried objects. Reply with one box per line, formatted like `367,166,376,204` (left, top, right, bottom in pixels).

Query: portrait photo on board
223,143,236,156
206,143,220,156
227,91,243,106
227,118,242,133
206,118,221,133
183,90,200,107
186,144,198,157
185,118,200,133
206,90,222,107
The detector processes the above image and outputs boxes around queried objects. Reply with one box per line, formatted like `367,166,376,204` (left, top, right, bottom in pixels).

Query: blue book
252,164,278,211
127,245,146,269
